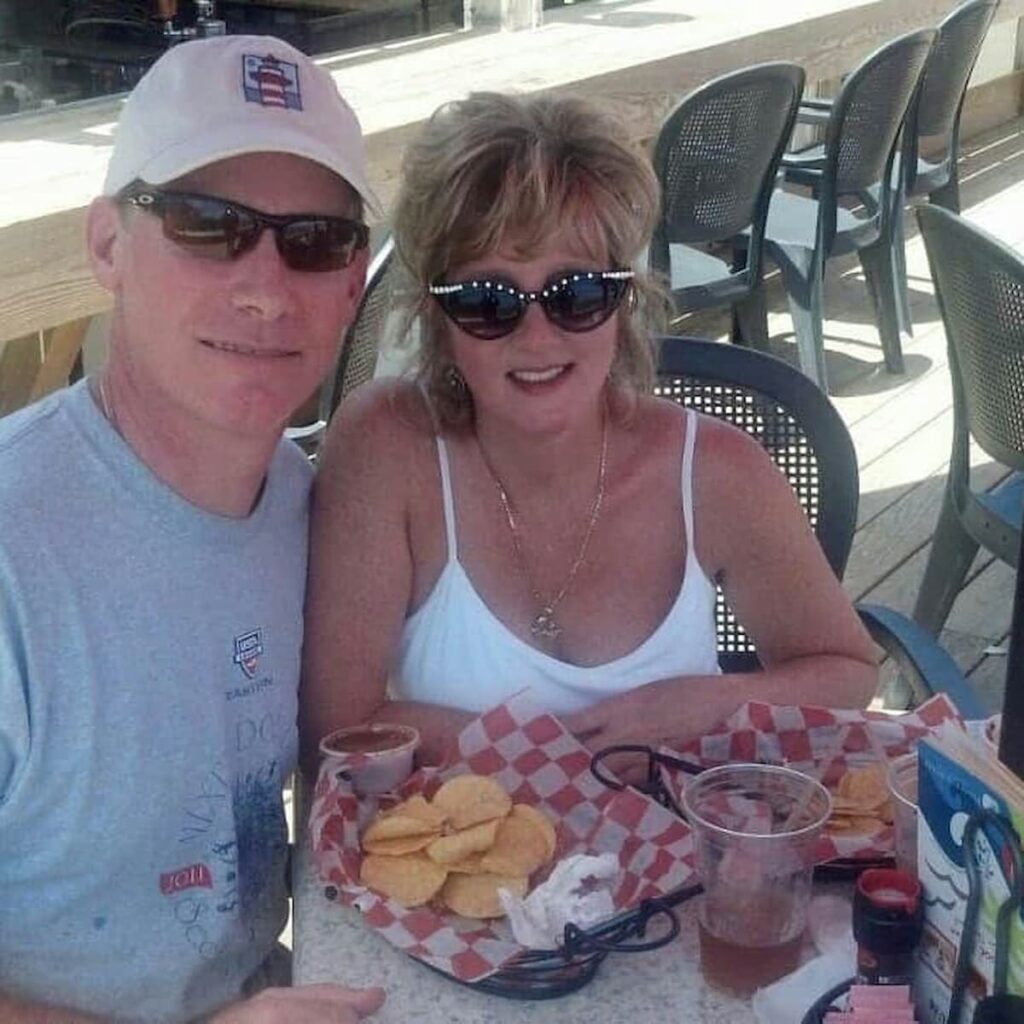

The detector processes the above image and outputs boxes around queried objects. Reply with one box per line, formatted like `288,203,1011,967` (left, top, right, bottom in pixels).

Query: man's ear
85,197,123,293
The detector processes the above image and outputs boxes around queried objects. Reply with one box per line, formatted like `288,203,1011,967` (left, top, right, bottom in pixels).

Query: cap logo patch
242,53,302,110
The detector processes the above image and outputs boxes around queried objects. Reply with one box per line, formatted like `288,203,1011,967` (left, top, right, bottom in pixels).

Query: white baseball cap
102,34,380,216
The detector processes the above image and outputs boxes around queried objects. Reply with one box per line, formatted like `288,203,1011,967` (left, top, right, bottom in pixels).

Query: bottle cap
853,868,923,956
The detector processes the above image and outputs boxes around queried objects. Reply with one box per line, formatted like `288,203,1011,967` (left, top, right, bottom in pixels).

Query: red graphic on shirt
160,862,213,896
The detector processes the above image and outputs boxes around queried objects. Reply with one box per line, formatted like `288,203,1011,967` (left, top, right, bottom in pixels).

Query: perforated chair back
805,27,935,264
655,335,859,671
904,0,999,196
827,29,935,198
917,205,1024,473
323,235,396,420
651,63,804,283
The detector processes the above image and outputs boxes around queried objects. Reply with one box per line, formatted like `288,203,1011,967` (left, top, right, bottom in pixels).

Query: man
0,35,385,1023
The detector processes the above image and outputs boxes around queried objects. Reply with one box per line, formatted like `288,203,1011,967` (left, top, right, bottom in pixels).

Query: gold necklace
479,418,609,641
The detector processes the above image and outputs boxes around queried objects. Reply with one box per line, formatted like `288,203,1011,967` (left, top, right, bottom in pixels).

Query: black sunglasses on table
428,268,634,340
119,187,369,272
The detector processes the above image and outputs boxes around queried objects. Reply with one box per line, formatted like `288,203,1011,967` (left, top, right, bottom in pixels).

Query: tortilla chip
441,872,529,919
362,813,440,845
510,803,557,861
445,853,486,874
362,832,437,856
360,852,447,907
386,794,448,830
479,814,549,877
426,818,502,866
432,774,512,831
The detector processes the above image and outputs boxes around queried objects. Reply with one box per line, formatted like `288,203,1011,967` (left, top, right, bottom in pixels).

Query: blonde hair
392,91,668,427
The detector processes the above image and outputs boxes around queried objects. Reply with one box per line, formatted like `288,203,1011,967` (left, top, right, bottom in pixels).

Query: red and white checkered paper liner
658,693,964,862
309,691,697,983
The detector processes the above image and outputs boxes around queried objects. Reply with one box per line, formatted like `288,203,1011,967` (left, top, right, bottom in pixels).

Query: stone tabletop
291,836,760,1024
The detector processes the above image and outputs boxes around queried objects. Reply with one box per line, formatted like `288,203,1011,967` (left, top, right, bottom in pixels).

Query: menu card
916,728,1024,1023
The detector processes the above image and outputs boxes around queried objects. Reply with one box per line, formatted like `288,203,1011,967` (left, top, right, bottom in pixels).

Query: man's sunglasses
428,269,634,340
120,188,369,272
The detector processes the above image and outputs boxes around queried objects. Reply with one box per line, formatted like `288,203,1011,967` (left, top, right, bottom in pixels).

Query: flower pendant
530,607,562,640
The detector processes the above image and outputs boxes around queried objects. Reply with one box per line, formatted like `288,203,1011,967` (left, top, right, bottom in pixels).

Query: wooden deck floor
672,117,1024,715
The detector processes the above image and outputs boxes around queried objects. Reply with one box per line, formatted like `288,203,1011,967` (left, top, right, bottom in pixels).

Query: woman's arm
299,383,474,773
564,416,878,762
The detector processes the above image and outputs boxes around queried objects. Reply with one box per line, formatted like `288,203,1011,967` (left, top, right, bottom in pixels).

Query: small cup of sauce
318,723,420,795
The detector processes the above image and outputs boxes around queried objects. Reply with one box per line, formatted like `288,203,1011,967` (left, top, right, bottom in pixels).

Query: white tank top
392,408,720,715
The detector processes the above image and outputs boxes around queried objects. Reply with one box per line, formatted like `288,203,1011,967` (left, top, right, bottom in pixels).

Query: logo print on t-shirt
233,628,264,679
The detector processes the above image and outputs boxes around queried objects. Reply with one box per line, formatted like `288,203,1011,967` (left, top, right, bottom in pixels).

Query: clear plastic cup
681,763,832,997
887,751,918,876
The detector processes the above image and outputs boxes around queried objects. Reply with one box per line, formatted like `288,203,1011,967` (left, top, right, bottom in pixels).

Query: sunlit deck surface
643,117,1024,713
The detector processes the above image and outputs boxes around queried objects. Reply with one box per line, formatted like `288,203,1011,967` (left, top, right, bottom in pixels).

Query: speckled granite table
292,836,759,1024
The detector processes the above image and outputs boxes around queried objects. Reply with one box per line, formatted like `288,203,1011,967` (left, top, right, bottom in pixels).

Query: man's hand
209,984,385,1023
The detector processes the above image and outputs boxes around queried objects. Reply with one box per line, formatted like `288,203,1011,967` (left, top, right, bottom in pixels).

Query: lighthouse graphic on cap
242,53,303,110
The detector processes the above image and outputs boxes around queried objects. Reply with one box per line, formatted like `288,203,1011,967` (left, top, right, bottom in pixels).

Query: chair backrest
999,528,1024,777
917,204,1024,474
650,62,805,279
904,0,999,193
322,235,397,421
655,334,859,671
818,28,934,251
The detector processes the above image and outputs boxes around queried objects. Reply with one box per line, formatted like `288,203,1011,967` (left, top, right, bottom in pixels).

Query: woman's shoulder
324,378,435,449
317,378,437,485
639,394,781,494
638,394,763,458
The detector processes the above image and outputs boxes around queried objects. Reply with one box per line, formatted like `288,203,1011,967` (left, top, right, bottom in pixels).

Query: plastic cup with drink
887,751,919,877
681,763,832,998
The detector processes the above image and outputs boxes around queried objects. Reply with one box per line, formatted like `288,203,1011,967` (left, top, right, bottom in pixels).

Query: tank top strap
435,436,459,562
681,408,699,546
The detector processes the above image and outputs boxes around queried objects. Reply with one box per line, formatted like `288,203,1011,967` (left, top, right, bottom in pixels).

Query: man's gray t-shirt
0,381,312,1022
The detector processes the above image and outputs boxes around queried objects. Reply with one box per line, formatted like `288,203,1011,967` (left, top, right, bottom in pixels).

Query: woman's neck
472,397,608,498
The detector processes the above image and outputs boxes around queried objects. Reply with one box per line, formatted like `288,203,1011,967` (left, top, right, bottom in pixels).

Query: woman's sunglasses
120,188,369,273
428,269,634,340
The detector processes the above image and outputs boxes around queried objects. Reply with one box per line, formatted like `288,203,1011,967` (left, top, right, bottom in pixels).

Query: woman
300,92,878,773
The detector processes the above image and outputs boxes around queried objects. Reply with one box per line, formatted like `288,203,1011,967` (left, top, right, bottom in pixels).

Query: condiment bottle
853,868,923,986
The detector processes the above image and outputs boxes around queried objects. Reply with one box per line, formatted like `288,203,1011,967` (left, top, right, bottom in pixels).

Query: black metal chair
323,234,397,421
767,29,936,392
911,205,1024,636
892,0,1000,337
649,63,805,348
287,236,397,459
655,333,985,716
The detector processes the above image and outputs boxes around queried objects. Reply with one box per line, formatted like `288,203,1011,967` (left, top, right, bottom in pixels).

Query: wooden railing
1,0,1022,408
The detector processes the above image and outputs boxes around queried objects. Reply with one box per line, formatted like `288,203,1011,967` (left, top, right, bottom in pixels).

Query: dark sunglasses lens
278,218,362,272
546,276,626,331
161,195,255,260
440,284,524,339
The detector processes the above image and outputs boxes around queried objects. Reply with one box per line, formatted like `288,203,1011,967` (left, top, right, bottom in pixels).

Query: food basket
310,692,701,999
591,694,965,875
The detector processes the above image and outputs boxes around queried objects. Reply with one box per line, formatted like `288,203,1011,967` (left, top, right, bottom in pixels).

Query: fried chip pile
358,774,557,917
827,762,894,836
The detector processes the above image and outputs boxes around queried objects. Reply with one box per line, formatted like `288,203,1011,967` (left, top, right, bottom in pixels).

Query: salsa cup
319,723,420,795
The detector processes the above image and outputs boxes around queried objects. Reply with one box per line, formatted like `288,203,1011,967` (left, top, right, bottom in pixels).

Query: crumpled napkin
752,894,856,1024
498,852,619,950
